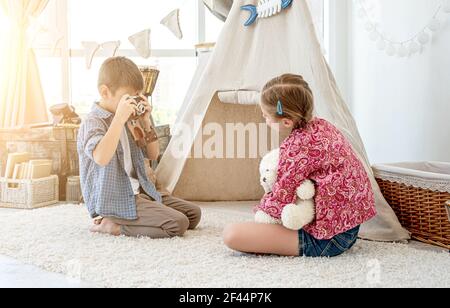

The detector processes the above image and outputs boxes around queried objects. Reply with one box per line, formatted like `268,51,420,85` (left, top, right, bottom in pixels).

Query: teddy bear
256,149,316,230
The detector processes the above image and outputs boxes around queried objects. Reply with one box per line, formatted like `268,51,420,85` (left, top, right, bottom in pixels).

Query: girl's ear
99,85,110,99
281,118,295,129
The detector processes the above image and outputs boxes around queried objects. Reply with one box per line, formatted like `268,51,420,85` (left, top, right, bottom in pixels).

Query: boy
78,57,201,238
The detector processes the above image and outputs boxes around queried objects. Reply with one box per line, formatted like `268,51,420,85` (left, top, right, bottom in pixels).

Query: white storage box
0,175,59,209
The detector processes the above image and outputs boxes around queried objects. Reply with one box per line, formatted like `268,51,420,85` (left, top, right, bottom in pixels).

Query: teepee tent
157,0,410,242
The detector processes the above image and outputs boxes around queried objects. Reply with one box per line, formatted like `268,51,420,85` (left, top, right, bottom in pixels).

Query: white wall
348,0,450,164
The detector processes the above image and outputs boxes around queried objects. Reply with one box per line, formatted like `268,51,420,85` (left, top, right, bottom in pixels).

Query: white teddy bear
256,149,316,230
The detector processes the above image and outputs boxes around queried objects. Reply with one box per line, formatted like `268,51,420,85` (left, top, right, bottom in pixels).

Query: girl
223,74,377,258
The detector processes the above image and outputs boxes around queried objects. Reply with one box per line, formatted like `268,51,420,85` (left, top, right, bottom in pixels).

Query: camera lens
137,103,146,115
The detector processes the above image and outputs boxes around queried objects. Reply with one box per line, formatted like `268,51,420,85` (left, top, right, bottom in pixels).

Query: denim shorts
299,226,360,258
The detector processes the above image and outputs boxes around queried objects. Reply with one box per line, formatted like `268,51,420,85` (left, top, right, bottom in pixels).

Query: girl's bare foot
90,218,121,236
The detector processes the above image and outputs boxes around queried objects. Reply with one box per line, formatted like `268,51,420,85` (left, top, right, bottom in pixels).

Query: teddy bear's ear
263,149,280,163
271,149,280,157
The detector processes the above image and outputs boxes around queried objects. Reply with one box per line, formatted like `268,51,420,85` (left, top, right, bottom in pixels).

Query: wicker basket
446,201,450,223
66,176,82,203
374,162,450,249
0,175,59,209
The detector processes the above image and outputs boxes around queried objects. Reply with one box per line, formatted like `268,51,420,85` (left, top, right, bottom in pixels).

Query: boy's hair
261,74,314,128
98,57,144,94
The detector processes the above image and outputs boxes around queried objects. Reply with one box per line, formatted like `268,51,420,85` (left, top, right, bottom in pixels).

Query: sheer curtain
0,0,49,128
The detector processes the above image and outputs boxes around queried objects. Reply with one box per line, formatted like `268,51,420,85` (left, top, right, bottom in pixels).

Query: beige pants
110,194,202,238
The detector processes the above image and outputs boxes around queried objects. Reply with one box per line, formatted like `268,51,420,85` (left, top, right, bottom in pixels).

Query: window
31,0,326,126
69,0,199,50
66,0,207,125
70,56,197,125
31,0,221,126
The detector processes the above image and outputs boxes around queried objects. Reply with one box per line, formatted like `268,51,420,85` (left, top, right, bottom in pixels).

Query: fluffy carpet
0,204,448,288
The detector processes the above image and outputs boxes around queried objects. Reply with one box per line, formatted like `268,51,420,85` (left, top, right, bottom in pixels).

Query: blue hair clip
277,100,284,116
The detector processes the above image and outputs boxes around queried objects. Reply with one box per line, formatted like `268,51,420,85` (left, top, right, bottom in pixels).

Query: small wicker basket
0,175,59,209
374,162,450,249
66,176,82,203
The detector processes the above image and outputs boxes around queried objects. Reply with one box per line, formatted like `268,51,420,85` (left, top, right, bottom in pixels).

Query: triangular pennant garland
129,29,152,59
161,9,183,40
81,41,102,69
81,41,121,69
101,41,121,57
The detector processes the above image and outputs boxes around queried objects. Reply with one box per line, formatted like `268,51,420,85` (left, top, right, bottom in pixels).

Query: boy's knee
167,214,190,237
189,206,202,229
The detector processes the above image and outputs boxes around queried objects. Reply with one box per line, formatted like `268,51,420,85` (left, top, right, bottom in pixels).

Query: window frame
34,0,329,109
34,0,207,104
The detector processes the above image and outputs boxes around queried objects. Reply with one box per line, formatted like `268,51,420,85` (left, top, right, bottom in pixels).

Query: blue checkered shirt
77,103,162,220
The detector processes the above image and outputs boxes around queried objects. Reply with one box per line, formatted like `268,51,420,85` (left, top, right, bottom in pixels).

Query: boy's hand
138,94,154,130
115,95,138,125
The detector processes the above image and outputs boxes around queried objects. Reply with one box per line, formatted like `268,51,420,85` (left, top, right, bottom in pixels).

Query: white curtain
0,0,49,128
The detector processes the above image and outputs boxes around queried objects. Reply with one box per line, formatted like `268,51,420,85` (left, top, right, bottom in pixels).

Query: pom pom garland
357,0,449,57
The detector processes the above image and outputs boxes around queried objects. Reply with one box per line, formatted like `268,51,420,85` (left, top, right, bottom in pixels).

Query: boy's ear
99,85,110,99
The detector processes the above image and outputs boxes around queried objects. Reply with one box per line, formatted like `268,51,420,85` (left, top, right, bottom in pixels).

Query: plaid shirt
77,103,162,220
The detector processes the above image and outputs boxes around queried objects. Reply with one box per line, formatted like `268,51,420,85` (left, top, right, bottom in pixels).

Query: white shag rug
0,204,448,288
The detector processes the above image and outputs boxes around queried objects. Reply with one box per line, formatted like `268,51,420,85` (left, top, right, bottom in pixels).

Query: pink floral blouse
258,118,376,240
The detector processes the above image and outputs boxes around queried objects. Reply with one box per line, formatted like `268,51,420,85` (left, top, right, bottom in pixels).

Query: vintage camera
127,96,158,148
50,104,82,126
129,96,147,119
126,67,160,149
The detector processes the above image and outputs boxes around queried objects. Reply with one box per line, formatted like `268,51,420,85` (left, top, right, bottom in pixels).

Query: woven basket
446,201,450,223
0,175,59,209
374,162,450,249
66,176,82,203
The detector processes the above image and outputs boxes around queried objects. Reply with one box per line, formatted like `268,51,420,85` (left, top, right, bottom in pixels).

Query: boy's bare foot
90,218,121,236
93,217,103,225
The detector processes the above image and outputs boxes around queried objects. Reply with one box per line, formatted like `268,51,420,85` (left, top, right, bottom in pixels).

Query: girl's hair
261,74,314,128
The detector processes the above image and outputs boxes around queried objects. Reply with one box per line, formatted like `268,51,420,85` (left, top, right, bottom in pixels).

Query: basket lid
373,162,450,193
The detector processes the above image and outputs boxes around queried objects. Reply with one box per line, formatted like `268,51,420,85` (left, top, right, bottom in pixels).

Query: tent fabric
157,0,410,242
217,90,261,105
172,93,277,201
203,0,233,21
